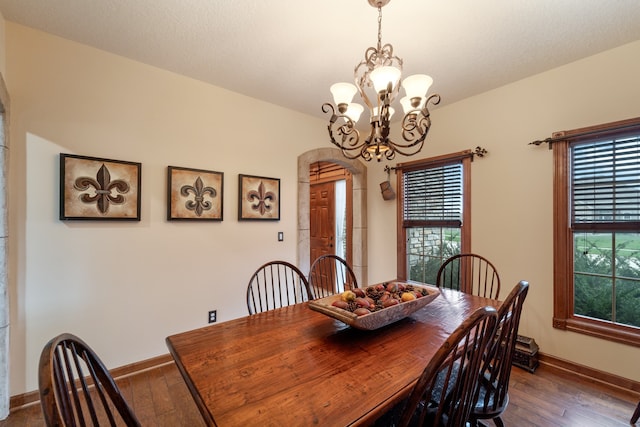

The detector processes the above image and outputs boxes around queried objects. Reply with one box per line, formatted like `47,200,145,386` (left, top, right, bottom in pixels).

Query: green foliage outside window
408,227,461,285
574,232,640,328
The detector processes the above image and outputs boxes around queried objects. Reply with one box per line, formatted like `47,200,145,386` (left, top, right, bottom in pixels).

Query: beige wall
367,40,640,382
5,19,640,397
6,23,327,394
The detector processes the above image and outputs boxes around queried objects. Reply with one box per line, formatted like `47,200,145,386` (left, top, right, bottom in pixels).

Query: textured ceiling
1,0,640,120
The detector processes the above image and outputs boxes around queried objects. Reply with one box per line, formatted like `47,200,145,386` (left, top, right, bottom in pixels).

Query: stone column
0,74,10,420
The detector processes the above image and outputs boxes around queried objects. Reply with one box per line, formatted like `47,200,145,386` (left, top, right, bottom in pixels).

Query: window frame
553,117,640,347
396,150,472,280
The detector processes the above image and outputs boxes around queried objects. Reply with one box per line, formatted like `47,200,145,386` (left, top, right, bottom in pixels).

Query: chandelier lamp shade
322,0,441,162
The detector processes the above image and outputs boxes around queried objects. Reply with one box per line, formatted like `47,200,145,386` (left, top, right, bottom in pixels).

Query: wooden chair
377,305,498,427
436,253,501,299
632,401,640,424
39,333,141,427
246,260,314,315
308,254,358,298
470,281,529,427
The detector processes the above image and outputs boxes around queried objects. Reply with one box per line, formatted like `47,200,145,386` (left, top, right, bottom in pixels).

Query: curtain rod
386,146,488,173
528,121,640,149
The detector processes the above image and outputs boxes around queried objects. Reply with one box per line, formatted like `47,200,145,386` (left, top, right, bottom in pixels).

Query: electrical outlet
208,310,217,323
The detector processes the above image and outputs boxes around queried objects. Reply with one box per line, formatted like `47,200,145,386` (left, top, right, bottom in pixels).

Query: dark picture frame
238,174,280,221
60,153,142,221
167,166,223,221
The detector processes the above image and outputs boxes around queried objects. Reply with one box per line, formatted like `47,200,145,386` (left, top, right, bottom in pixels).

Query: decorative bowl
308,281,440,330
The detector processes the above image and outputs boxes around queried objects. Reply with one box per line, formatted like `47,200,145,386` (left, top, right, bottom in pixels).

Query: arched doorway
297,148,367,286
309,161,351,268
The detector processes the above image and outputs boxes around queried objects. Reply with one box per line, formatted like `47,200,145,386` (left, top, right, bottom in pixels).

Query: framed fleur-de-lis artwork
167,166,223,221
60,153,142,221
238,174,280,221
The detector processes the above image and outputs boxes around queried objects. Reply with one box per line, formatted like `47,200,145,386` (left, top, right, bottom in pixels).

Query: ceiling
1,0,640,120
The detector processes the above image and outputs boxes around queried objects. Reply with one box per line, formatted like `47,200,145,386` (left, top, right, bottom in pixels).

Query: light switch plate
278,232,284,241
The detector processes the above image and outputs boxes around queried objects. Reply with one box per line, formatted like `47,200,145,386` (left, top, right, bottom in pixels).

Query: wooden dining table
166,283,500,426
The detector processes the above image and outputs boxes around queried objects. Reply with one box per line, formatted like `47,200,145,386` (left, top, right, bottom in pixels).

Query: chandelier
322,0,441,162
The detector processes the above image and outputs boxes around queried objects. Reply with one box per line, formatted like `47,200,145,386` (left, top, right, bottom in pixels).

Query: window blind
571,136,640,225
403,162,463,224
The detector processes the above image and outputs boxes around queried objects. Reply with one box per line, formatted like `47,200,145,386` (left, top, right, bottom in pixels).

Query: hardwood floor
1,361,637,426
502,365,637,427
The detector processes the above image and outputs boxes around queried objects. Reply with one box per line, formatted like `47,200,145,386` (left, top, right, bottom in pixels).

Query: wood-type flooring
1,361,637,426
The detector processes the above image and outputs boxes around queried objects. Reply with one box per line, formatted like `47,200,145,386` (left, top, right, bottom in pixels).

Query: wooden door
310,181,335,267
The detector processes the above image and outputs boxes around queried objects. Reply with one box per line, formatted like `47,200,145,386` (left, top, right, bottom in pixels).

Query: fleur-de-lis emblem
247,181,276,216
180,177,217,217
74,164,130,214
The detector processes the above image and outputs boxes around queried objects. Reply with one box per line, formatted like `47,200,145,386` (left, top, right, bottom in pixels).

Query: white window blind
571,136,640,227
403,162,463,225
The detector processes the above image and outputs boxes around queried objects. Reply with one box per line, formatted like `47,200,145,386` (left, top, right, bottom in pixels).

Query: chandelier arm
421,93,441,112
398,92,441,146
360,146,373,162
323,103,369,160
384,147,396,161
384,130,425,154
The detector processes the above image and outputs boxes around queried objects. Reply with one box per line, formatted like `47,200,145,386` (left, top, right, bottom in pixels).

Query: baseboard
11,351,640,410
9,389,39,410
10,353,174,410
538,352,640,395
110,353,174,379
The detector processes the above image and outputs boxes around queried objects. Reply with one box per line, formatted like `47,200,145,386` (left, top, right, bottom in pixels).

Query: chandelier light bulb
370,66,402,94
346,103,364,122
400,96,423,114
401,74,433,100
330,83,358,106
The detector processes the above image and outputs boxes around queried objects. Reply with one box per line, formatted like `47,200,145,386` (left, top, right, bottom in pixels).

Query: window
553,117,640,346
397,151,472,283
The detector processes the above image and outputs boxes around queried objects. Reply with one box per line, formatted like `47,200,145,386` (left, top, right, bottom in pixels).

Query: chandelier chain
377,6,382,51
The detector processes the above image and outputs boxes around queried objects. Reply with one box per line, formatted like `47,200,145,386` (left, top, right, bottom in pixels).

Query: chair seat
389,363,462,426
374,396,445,427
473,378,509,419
